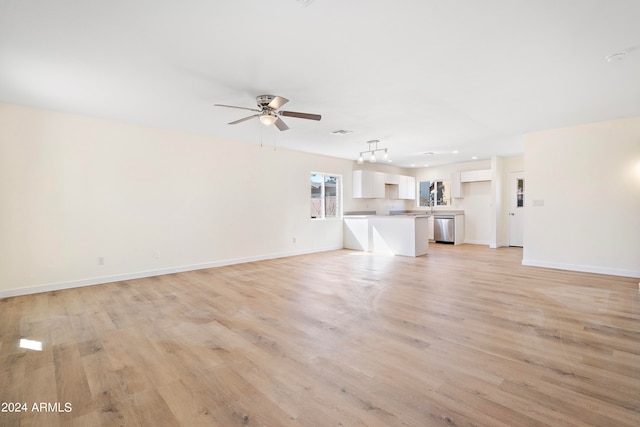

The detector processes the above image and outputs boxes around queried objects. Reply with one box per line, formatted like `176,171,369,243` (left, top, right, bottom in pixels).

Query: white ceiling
1,0,639,167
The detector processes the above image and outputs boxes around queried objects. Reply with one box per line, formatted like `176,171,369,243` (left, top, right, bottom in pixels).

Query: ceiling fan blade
274,117,289,131
279,111,321,121
229,114,259,125
267,96,289,110
214,104,261,112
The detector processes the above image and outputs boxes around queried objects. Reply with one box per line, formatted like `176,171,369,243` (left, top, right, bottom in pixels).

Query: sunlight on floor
19,338,43,351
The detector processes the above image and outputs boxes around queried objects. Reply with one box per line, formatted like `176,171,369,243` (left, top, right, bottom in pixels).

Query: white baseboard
0,246,343,299
464,239,490,246
522,258,640,279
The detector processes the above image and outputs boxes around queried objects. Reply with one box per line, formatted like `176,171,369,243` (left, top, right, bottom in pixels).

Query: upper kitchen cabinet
384,173,400,185
450,172,463,198
353,171,415,199
353,170,385,198
450,169,492,198
398,175,416,200
460,169,492,182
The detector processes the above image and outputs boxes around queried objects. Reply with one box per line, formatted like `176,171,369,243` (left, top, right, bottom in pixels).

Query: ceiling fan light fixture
260,114,278,126
215,95,319,132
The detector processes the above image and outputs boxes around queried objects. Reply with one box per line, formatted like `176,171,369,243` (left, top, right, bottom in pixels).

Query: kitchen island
343,215,429,257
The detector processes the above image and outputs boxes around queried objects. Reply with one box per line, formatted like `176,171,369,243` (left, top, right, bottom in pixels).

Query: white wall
0,103,355,297
463,180,492,244
523,116,640,278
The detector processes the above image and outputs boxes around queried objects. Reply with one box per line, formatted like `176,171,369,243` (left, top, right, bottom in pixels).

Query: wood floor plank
1,245,639,426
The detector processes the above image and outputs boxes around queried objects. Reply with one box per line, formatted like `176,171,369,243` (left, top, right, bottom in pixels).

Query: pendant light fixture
357,140,390,164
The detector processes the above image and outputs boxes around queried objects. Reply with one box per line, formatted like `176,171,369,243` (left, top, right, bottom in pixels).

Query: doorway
508,171,525,247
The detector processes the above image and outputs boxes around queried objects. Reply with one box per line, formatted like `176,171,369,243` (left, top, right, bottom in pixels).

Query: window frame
418,180,451,207
310,172,343,220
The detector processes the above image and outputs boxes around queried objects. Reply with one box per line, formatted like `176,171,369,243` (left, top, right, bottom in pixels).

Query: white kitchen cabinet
353,170,385,198
460,169,492,182
460,170,475,182
344,215,428,256
353,171,414,199
398,175,416,200
427,215,434,241
384,173,399,184
476,169,492,181
454,215,465,245
371,172,386,198
450,172,463,198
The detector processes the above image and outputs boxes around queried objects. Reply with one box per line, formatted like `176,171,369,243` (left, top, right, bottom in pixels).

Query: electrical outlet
97,257,104,265
292,237,296,243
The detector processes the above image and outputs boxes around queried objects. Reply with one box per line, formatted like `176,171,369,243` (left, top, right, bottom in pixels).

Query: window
418,180,450,207
516,178,524,207
310,173,341,219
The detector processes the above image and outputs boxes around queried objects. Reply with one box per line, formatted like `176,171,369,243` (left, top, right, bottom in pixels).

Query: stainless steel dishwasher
434,215,455,243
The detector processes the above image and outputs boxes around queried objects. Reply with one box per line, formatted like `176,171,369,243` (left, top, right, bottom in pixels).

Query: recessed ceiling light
422,152,435,156
471,156,478,160
452,150,459,154
296,0,315,5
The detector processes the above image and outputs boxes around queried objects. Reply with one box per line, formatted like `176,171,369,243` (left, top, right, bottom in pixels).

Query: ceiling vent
330,129,352,135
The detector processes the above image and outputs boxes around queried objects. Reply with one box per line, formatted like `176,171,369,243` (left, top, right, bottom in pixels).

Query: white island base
344,215,429,257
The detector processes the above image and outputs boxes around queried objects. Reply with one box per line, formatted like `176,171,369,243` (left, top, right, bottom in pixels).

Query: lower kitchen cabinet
344,215,428,257
428,215,434,241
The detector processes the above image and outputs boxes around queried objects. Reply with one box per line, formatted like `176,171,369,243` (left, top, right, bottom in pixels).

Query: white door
508,172,525,247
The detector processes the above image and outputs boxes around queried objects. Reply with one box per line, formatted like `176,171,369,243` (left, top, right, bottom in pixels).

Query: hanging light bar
357,140,390,164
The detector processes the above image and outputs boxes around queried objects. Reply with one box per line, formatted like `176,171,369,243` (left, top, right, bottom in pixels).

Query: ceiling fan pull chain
273,130,278,151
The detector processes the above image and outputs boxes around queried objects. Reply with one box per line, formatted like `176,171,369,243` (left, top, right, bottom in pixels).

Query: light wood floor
1,245,639,426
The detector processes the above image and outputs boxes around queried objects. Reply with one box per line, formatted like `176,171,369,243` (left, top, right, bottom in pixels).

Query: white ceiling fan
214,95,321,131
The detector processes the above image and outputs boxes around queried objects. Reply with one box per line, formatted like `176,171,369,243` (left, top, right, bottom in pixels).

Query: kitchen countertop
432,210,464,215
389,210,465,216
344,210,464,218
344,214,430,218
